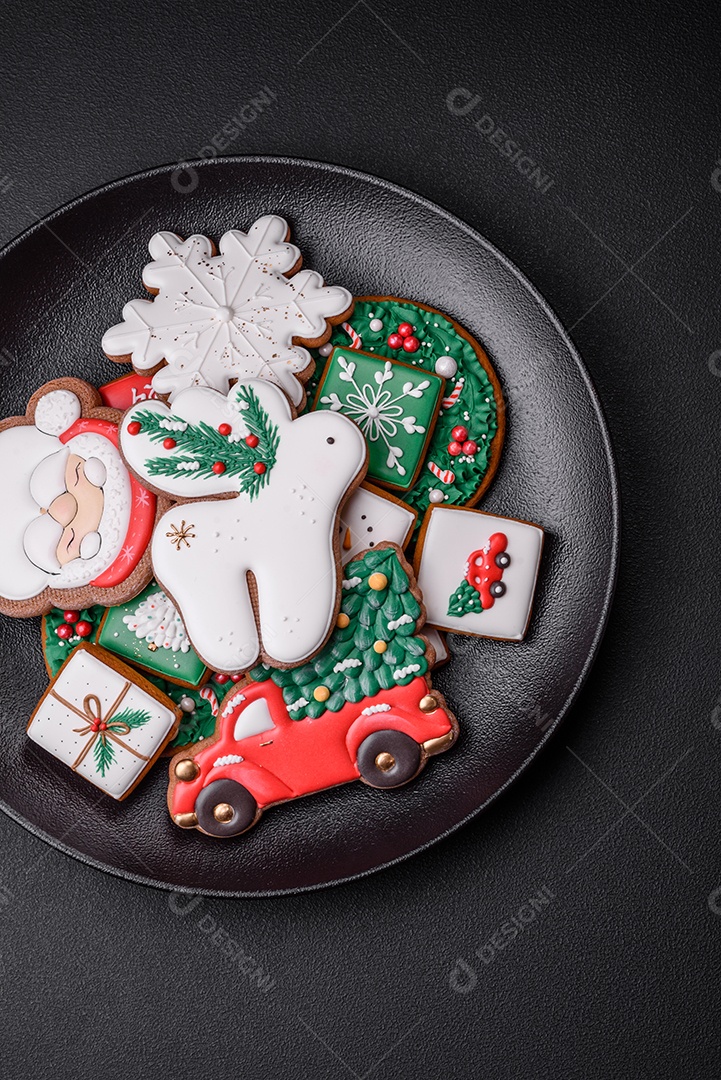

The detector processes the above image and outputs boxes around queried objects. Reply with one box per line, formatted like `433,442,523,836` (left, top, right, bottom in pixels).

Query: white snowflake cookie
102,215,353,406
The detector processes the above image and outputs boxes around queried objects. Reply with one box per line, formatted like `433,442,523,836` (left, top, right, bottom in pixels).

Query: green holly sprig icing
134,385,279,499
93,708,150,777
250,546,429,720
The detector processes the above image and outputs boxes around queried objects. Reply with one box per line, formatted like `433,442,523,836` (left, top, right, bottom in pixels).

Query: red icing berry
387,333,403,349
127,421,142,436
452,425,468,442
462,440,478,455
63,610,80,624
214,673,230,684
163,437,176,450
55,623,73,640
218,423,232,436
397,322,414,338
212,461,226,475
75,620,93,638
245,434,259,448
448,441,463,456
253,462,266,475
231,674,242,682
402,335,420,353
98,722,107,732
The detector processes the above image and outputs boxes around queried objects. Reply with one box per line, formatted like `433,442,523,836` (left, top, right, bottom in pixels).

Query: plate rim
0,155,620,897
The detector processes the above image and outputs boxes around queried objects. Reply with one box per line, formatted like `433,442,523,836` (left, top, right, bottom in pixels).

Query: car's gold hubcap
375,752,396,772
213,802,234,823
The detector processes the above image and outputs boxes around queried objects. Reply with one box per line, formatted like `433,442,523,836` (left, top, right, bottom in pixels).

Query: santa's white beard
25,433,131,590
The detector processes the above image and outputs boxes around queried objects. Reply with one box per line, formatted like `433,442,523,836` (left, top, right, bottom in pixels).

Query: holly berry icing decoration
120,378,367,674
101,215,353,407
168,543,458,838
387,320,420,354
0,378,159,618
27,644,181,800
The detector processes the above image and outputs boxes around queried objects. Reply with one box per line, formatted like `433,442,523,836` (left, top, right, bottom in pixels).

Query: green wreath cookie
306,297,504,525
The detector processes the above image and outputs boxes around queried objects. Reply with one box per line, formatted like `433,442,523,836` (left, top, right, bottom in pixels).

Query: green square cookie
97,582,208,688
314,347,444,490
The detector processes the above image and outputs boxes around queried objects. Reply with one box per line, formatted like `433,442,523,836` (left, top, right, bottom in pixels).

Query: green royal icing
249,545,428,721
314,346,444,490
306,299,499,524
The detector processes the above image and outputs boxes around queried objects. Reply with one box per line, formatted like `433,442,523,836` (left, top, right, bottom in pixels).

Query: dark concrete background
0,2,719,1076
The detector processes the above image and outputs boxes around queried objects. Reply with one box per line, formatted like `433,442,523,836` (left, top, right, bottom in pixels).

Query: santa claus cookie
0,379,163,617
120,378,367,674
167,543,458,838
102,215,353,408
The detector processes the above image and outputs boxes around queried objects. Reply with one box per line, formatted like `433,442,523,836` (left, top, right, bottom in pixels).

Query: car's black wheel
195,779,259,838
356,729,423,789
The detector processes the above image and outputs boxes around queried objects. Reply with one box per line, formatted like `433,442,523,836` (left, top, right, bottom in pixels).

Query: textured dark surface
0,158,617,894
0,2,719,1078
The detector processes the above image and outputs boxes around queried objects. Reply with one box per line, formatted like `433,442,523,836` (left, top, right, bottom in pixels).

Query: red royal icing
465,532,508,609
170,677,454,816
99,373,157,410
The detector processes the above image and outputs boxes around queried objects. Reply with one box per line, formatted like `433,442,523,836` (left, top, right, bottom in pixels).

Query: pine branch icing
132,385,279,499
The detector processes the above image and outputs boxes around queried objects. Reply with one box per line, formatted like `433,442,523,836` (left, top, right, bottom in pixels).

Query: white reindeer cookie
120,379,368,674
102,215,353,407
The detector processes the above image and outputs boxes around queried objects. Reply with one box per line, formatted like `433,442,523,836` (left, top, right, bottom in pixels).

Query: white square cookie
415,506,544,641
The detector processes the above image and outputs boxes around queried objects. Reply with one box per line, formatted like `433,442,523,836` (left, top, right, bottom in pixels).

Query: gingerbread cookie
27,643,181,800
168,543,457,837
425,627,450,669
338,482,416,564
0,379,163,617
102,215,353,407
120,378,367,674
314,347,445,490
414,506,544,641
307,298,504,526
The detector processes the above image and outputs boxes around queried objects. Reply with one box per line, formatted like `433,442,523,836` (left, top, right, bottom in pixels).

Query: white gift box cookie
415,506,544,641
338,483,416,565
27,644,181,800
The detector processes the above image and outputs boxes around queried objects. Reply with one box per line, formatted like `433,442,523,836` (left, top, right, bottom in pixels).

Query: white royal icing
416,507,544,641
102,216,352,406
222,691,246,718
387,613,413,631
26,648,177,799
360,702,392,716
332,657,362,674
337,485,415,565
121,379,367,673
122,589,190,652
34,390,82,436
393,663,421,679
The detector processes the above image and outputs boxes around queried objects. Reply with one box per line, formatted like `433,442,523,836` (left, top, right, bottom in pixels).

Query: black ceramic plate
0,158,618,895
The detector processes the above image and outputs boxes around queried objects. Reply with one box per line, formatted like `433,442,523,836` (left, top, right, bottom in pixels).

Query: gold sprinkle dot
373,640,387,653
314,686,330,702
336,612,350,628
368,572,388,591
